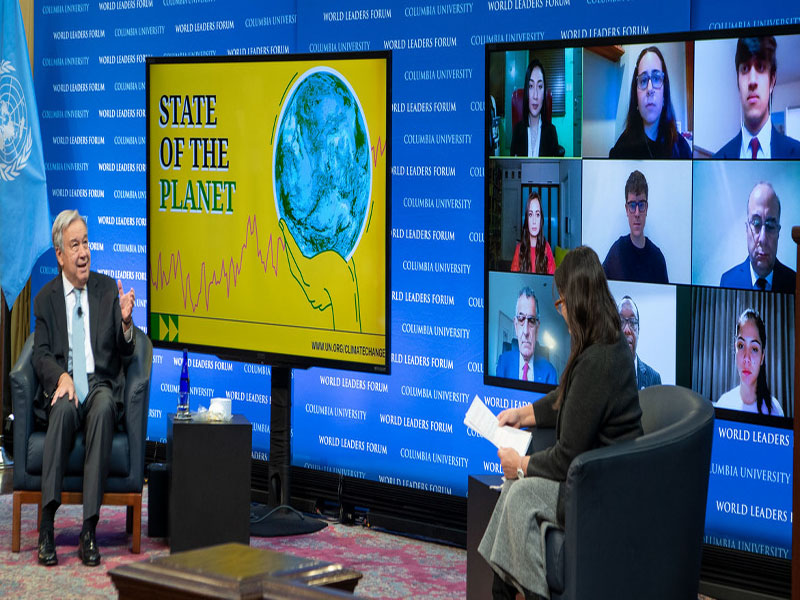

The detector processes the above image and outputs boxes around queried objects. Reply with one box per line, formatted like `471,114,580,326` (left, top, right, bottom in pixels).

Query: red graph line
152,214,285,312
371,135,387,167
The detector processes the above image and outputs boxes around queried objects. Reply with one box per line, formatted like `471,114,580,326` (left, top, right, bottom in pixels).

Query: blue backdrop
30,0,796,556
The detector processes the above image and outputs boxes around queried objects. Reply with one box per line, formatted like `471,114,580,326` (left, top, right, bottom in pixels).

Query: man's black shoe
78,529,101,567
37,528,58,566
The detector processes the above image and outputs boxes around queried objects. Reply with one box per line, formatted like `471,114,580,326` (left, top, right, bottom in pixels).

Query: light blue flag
0,0,51,309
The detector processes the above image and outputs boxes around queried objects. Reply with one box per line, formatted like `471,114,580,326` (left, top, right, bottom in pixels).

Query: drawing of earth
273,68,372,262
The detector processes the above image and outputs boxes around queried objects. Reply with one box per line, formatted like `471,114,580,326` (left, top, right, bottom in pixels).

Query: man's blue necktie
73,288,89,403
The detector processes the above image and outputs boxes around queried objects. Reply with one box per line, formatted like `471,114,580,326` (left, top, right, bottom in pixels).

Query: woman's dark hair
735,309,773,415
621,46,680,150
553,246,621,409
522,58,550,124
519,192,548,274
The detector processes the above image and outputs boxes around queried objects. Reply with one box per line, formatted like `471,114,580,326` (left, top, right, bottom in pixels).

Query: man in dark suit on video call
495,286,557,384
32,209,136,568
714,35,800,159
720,181,796,293
618,295,661,390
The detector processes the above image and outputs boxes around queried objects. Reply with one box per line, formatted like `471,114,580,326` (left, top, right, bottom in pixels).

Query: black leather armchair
544,384,715,599
10,327,153,553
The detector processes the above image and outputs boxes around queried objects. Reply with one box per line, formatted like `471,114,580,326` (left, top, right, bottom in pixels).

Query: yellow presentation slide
148,56,388,370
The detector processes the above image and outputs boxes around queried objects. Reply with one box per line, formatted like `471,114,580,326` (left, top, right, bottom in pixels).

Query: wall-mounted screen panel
147,53,391,373
486,25,798,560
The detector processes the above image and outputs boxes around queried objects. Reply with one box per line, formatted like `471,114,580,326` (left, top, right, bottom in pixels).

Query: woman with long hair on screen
479,246,643,600
511,191,555,274
511,58,560,157
609,46,691,159
716,309,783,416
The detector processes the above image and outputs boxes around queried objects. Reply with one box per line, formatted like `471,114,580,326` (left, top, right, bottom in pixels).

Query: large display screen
147,53,390,373
485,26,797,557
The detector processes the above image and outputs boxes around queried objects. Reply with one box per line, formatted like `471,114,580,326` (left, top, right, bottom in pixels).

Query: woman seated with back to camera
511,58,561,157
479,246,643,600
716,308,783,417
609,46,691,159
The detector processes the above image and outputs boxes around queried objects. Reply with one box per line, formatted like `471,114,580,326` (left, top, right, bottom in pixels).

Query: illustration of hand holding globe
279,218,360,332
273,68,372,333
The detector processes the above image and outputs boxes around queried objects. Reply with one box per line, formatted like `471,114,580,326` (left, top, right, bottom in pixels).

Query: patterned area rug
0,487,466,599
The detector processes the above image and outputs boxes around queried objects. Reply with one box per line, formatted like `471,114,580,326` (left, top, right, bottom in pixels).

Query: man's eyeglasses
516,313,539,326
621,316,639,330
636,70,664,90
747,216,781,238
626,200,648,214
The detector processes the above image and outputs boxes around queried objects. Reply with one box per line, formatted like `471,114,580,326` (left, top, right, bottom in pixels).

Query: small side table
168,414,252,553
466,474,503,600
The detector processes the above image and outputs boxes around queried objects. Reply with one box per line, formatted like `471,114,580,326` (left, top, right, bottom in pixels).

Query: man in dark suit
719,182,796,293
618,295,661,390
714,36,800,159
32,210,136,567
494,286,557,384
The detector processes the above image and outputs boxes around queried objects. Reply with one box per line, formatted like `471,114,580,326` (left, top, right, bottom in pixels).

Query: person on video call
609,46,691,159
716,309,783,416
32,210,136,567
714,36,800,159
602,169,669,284
495,287,557,384
510,58,561,157
719,181,796,293
618,295,662,390
480,246,643,600
511,191,556,275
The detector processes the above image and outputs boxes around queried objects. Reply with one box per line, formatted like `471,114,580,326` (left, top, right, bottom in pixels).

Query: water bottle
177,348,190,419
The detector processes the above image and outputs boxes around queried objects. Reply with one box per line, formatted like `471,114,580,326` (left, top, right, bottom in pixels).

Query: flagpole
0,289,10,469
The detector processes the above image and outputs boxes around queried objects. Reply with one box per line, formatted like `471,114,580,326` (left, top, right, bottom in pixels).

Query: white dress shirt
62,273,95,375
527,117,542,158
518,354,534,381
738,115,773,160
748,262,774,290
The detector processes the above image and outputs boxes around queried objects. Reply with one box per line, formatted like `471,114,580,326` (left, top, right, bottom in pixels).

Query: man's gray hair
52,209,84,252
516,286,539,321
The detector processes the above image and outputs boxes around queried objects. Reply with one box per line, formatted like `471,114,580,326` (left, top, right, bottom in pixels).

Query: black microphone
77,306,83,318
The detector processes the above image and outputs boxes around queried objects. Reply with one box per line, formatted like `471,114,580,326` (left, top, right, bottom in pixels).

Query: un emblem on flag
0,60,32,182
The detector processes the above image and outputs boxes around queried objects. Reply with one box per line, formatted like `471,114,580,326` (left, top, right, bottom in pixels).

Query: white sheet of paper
464,395,531,455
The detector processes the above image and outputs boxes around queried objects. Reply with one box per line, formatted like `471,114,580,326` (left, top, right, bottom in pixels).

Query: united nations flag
0,0,50,309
